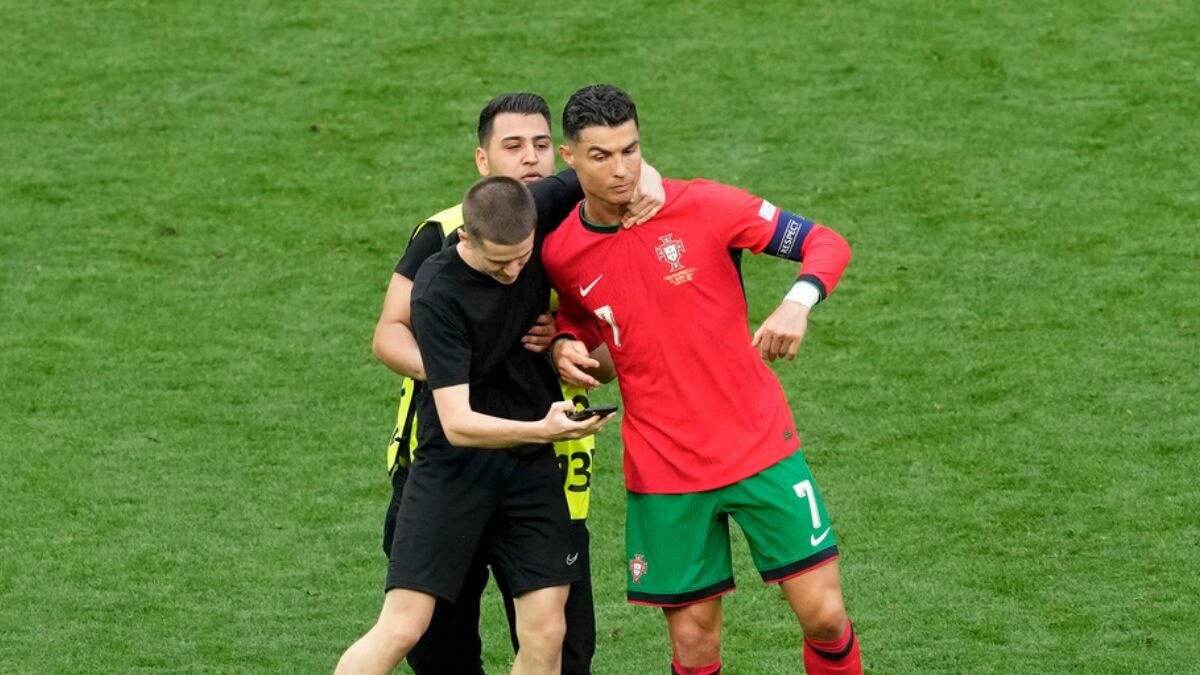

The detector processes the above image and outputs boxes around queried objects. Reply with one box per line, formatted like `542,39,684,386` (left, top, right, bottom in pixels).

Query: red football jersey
543,179,848,494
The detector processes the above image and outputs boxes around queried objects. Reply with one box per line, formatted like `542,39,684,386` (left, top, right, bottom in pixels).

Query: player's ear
558,144,575,168
475,147,489,176
457,228,473,249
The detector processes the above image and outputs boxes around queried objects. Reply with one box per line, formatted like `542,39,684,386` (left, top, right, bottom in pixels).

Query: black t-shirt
407,170,582,454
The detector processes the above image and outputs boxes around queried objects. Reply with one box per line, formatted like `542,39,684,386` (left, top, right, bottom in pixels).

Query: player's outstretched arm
372,272,425,379
432,386,610,448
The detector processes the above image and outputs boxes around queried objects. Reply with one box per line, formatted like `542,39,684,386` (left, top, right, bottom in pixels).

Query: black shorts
383,463,488,675
496,520,595,675
387,443,580,600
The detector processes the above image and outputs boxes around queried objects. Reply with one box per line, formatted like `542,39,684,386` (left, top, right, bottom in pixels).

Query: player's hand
622,161,665,228
521,313,556,353
552,338,601,389
751,301,810,362
541,400,611,441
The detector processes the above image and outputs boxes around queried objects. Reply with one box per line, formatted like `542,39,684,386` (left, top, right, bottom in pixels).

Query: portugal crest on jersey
656,233,696,286
629,553,649,584
655,234,686,272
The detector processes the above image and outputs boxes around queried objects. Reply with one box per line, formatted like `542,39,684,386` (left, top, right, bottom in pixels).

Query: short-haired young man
373,92,600,675
335,176,615,675
368,92,661,674
544,84,863,675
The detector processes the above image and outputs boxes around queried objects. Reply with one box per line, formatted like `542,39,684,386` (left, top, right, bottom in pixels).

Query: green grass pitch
2,1,1197,673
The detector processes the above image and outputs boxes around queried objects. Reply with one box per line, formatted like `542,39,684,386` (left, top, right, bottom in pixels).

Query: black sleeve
394,221,451,279
528,168,582,238
411,290,472,391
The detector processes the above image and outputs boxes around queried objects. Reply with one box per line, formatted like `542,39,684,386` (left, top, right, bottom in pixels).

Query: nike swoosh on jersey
579,274,603,297
810,528,832,547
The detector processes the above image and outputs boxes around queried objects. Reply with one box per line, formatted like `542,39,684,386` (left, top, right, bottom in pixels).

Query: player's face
476,113,555,184
560,120,641,209
463,231,536,285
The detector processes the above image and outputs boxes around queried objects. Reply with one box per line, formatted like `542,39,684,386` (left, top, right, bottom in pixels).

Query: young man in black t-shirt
335,177,613,675
374,94,659,675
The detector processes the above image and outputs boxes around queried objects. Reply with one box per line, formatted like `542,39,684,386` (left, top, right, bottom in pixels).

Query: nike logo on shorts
566,552,579,565
810,528,832,547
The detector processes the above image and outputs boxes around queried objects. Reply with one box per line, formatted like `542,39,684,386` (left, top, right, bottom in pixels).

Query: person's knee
374,593,435,652
375,616,427,652
668,612,720,662
797,592,847,641
517,612,567,656
781,563,850,641
513,585,570,666
671,622,719,658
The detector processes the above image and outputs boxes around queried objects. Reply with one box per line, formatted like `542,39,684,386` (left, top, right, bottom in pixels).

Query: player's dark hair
477,93,551,145
562,84,639,142
462,176,537,246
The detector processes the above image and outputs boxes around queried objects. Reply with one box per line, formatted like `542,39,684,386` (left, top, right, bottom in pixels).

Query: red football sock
671,656,721,675
802,618,861,675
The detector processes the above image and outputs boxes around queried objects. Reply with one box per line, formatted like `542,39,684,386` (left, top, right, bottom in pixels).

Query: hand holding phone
567,403,619,422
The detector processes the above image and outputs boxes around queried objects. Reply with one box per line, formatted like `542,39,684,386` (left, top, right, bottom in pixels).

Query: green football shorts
625,450,839,606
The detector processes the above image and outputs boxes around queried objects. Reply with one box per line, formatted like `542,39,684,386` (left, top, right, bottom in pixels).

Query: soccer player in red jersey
543,85,862,675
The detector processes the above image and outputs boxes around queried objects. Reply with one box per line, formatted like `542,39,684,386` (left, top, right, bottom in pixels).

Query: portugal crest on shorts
655,234,686,272
629,553,648,584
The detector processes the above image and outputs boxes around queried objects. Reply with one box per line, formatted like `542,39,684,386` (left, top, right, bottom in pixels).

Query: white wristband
784,280,820,308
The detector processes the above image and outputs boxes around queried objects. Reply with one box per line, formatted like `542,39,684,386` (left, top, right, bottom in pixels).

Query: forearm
371,321,425,379
441,410,553,449
755,205,852,302
432,385,598,447
794,226,851,300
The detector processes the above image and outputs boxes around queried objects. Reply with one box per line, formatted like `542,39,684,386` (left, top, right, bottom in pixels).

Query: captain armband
762,209,816,262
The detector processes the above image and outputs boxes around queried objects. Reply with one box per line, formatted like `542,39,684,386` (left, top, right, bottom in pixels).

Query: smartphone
567,403,619,422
